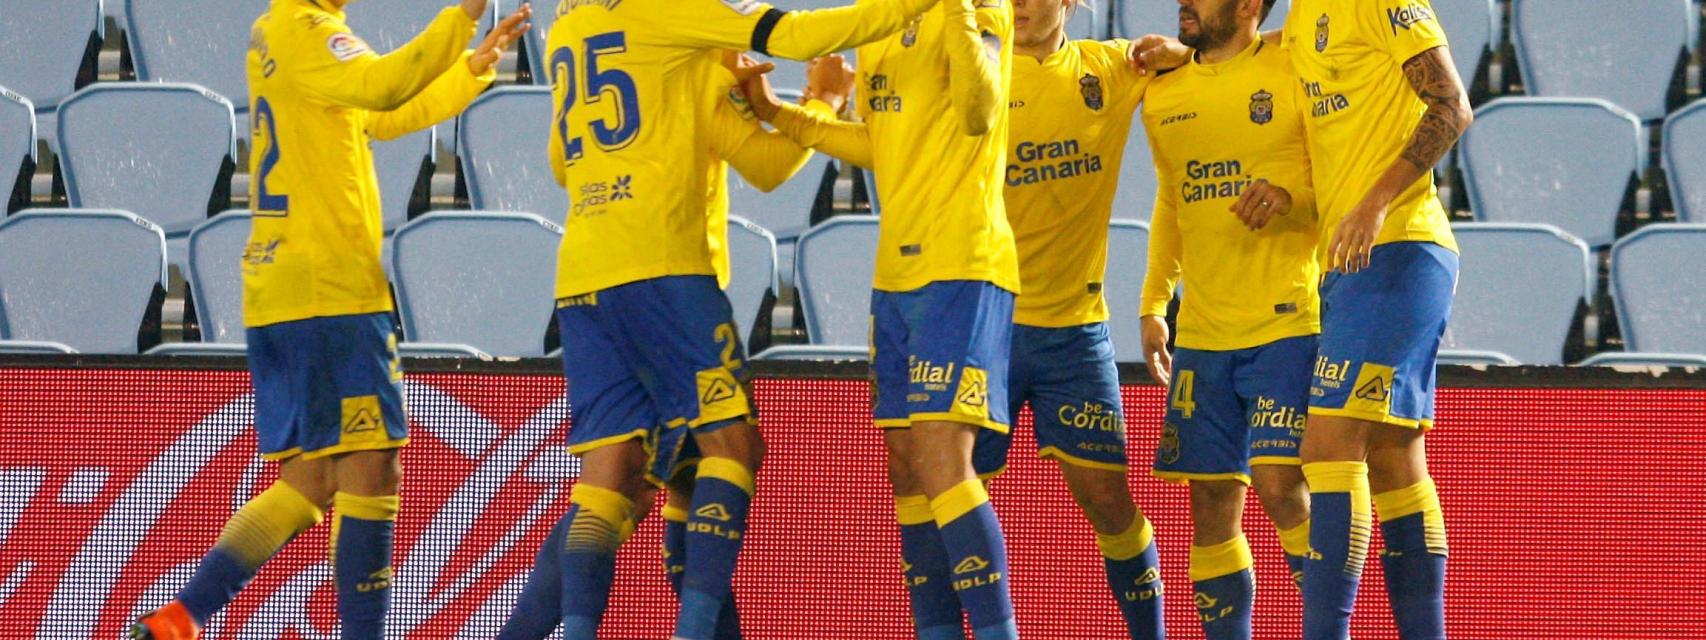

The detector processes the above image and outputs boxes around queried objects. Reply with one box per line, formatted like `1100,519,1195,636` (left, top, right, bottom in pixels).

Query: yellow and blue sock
329,492,400,639
1190,535,1255,640
676,458,756,640
1095,516,1165,640
664,505,743,640
1301,461,1371,640
177,481,323,625
496,508,574,640
557,484,635,639
931,480,1017,640
1374,478,1448,640
897,494,966,640
1277,520,1312,592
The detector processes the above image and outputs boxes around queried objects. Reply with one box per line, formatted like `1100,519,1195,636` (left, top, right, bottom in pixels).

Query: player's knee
332,449,403,496
1250,466,1309,527
697,421,765,470
1300,414,1373,463
279,457,336,508
884,446,919,495
1188,480,1246,541
1063,465,1137,533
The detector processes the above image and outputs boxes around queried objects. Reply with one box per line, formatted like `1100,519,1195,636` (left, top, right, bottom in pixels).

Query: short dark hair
1259,0,1276,22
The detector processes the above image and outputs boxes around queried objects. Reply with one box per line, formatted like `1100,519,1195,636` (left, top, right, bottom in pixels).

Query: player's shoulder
1251,40,1299,77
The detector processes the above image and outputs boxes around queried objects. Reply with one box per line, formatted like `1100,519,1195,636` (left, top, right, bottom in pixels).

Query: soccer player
497,50,853,640
1137,1,1316,637
512,2,941,639
1279,1,1470,638
979,0,1167,637
734,1,1023,637
128,2,531,639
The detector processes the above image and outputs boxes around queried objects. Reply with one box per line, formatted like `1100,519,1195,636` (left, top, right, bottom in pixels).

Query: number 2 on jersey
253,97,289,214
552,31,642,166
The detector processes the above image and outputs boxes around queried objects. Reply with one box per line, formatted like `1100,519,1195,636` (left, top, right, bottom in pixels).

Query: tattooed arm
1325,46,1472,273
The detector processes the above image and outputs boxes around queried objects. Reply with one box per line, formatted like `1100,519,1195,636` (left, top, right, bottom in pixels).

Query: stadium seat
186,210,250,345
145,342,245,356
1104,219,1149,362
794,216,878,349
1663,99,1706,222
1117,0,1288,38
398,342,492,359
391,211,562,357
0,340,79,354
1110,121,1157,220
124,0,257,130
751,344,869,360
0,210,166,354
375,128,435,233
1066,1,1102,40
1579,352,1706,367
1432,0,1499,90
1437,349,1522,366
1510,0,1692,121
1609,224,1706,355
0,0,102,135
1,87,33,214
458,87,566,223
1459,98,1644,248
727,215,779,345
1445,223,1592,365
730,154,832,243
56,83,236,269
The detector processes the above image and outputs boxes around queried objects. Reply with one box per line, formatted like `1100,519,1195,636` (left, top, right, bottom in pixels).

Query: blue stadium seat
1445,223,1592,365
186,210,250,345
795,216,878,349
727,215,779,344
0,0,102,134
1663,99,1706,222
0,340,79,354
0,210,166,354
391,211,562,357
1104,219,1149,362
375,128,435,233
1111,120,1157,220
124,0,258,130
1579,352,1706,367
1511,0,1692,121
1609,224,1706,356
1437,350,1522,366
458,87,566,223
1066,1,1102,40
730,154,832,243
1432,0,1498,89
398,342,493,359
56,83,236,269
524,1,559,85
1117,0,1288,38
344,0,497,55
1459,98,1644,248
1,87,33,213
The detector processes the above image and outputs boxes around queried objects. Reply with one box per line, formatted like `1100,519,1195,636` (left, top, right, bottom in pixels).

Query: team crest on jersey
902,16,922,47
1249,89,1274,124
326,32,370,62
720,0,762,16
1079,73,1104,111
1315,14,1330,52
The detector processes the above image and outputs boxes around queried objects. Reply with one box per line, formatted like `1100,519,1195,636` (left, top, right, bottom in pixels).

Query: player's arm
368,8,530,141
294,6,481,112
942,0,1006,136
656,0,939,62
1139,163,1182,386
738,58,875,169
720,54,859,190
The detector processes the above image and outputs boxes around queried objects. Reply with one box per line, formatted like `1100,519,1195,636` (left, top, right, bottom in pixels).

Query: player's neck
1196,27,1258,65
1016,31,1067,62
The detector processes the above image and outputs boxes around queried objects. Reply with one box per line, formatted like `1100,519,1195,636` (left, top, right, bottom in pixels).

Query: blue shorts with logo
1310,242,1458,430
247,312,408,461
871,280,1013,433
1152,334,1316,485
557,275,756,485
973,322,1127,477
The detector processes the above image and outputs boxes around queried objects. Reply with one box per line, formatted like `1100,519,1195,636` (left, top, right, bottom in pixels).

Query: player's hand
460,0,490,21
1128,34,1191,76
1328,196,1389,274
803,54,857,115
468,4,531,76
1231,179,1291,231
1140,315,1173,387
723,51,783,122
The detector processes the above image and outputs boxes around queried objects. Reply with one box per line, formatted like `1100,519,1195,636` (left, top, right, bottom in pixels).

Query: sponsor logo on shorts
953,367,990,418
910,359,957,391
1347,363,1397,416
1250,396,1305,429
341,395,382,434
696,367,751,422
1313,356,1353,390
1058,401,1121,432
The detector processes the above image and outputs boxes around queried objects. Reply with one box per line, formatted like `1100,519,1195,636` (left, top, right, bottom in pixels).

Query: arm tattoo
1399,47,1471,172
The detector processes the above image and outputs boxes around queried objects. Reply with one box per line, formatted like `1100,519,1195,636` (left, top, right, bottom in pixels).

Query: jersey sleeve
1365,0,1449,64
649,0,935,62
771,99,874,169
941,0,1008,135
366,52,495,142
1092,39,1150,115
1139,139,1181,318
708,88,815,192
292,6,478,112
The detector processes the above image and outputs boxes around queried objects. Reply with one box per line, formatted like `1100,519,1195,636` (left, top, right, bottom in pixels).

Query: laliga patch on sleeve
726,88,758,120
721,0,764,16
326,32,371,62
981,31,1003,60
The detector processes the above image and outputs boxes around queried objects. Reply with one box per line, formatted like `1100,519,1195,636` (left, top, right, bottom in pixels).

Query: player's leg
1298,415,1375,640
1250,464,1310,589
903,281,1017,640
1024,323,1163,639
1188,479,1254,640
1368,426,1445,640
876,290,967,640
1242,334,1316,591
661,468,744,640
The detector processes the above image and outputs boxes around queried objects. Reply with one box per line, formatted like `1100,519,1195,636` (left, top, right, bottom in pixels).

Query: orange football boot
128,601,200,639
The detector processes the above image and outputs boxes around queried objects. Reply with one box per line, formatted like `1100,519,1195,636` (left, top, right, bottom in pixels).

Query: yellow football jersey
547,0,938,299
1005,39,1149,327
243,0,489,328
1284,0,1457,253
769,0,1021,294
1139,40,1321,351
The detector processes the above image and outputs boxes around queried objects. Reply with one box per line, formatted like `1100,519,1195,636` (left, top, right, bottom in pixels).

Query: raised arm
735,55,875,169
368,7,530,141
294,6,479,112
941,0,1006,136
654,0,938,61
